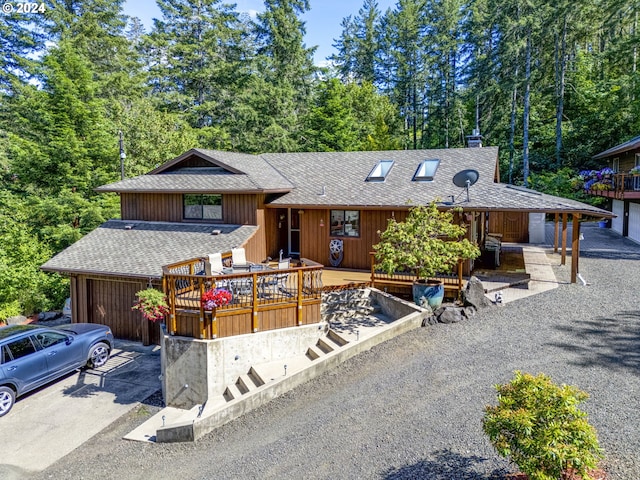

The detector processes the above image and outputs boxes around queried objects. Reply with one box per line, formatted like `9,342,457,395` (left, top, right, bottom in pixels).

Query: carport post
561,213,568,265
571,214,581,284
553,213,559,253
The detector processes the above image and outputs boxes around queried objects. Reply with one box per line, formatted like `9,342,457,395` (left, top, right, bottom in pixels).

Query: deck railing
162,256,323,339
369,253,464,298
588,173,640,199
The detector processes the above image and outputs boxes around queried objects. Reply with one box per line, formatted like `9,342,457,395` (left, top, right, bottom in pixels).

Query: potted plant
373,202,480,307
201,288,232,310
131,288,169,322
630,166,640,175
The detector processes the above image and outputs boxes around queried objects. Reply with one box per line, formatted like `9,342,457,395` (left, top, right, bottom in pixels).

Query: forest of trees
0,0,638,319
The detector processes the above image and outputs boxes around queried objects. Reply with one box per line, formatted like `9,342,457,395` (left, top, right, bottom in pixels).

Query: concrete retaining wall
162,322,328,409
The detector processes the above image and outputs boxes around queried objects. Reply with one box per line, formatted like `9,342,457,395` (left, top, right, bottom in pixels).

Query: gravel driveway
27,224,640,480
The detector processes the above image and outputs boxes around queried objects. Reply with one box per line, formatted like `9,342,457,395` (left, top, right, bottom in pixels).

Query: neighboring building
589,135,640,243
42,147,611,343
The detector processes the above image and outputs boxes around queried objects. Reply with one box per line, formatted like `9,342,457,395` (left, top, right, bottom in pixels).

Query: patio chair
206,253,224,275
231,248,255,271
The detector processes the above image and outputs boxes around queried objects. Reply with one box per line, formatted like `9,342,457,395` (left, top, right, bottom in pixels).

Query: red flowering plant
201,288,232,310
132,288,169,322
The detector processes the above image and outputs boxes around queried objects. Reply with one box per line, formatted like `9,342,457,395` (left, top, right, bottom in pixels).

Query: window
330,210,360,237
35,331,68,349
366,160,394,182
612,158,619,173
413,159,440,182
184,194,222,220
6,337,37,361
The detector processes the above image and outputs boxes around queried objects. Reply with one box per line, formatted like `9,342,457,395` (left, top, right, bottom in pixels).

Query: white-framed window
612,157,619,173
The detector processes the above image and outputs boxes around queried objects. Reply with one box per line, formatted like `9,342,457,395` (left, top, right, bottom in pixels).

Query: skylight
413,159,440,182
366,160,394,182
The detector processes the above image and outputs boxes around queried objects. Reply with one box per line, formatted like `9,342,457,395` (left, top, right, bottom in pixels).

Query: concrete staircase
222,367,265,401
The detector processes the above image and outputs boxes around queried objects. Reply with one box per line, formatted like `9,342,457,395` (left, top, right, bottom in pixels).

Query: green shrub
483,371,602,480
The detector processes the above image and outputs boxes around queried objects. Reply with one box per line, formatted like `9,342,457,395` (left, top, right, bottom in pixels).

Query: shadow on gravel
579,250,640,261
547,310,640,374
383,449,509,479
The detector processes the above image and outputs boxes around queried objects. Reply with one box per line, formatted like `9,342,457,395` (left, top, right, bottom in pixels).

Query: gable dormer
96,149,293,224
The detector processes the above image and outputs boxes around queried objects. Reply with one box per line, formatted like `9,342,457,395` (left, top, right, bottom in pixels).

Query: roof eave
94,187,293,195
41,265,162,280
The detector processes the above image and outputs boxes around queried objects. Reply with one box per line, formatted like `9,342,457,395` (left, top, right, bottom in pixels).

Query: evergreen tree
144,0,252,131
330,0,381,84
239,0,317,152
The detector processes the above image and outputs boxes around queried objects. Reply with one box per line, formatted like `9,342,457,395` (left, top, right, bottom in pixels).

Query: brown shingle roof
41,220,258,279
96,149,294,193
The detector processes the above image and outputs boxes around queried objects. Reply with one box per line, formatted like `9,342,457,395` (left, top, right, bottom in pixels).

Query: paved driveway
0,340,160,477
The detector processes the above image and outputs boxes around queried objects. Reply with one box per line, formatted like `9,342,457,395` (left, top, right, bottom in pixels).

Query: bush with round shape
483,371,603,480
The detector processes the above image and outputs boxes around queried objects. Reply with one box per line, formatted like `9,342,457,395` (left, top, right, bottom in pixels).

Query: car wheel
0,386,16,417
87,342,110,368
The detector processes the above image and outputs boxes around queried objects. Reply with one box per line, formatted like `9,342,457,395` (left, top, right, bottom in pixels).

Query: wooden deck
321,268,371,287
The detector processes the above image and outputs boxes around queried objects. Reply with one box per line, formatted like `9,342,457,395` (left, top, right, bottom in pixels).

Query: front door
289,209,301,256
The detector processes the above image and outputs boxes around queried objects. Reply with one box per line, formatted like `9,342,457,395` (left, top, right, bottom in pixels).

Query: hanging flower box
201,288,232,311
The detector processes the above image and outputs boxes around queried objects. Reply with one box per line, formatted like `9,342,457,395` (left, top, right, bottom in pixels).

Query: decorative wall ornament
329,239,344,267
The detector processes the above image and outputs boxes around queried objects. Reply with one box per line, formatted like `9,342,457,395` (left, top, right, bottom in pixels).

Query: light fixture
320,218,325,227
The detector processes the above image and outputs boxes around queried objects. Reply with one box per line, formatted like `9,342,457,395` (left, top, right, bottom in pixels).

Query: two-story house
42,147,611,344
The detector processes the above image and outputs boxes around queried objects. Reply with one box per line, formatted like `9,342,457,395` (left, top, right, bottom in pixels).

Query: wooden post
252,272,259,332
370,252,376,287
571,214,581,284
168,276,177,335
553,213,559,253
297,270,304,325
211,310,218,339
199,278,207,339
561,213,568,265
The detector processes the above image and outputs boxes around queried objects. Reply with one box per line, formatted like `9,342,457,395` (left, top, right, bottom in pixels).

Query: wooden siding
121,192,262,225
299,209,408,271
173,302,320,339
223,194,258,225
71,275,162,345
121,193,183,221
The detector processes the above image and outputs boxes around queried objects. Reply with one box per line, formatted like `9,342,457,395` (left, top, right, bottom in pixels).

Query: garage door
611,200,624,234
629,202,640,243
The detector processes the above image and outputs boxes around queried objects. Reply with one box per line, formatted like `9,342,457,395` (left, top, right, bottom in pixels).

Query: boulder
438,306,463,324
6,315,28,325
461,276,492,310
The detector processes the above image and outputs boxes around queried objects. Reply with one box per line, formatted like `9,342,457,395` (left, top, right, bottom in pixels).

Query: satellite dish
452,169,479,188
452,169,479,202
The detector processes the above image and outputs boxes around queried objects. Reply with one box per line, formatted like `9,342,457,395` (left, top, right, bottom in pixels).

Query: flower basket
201,288,232,311
132,288,169,322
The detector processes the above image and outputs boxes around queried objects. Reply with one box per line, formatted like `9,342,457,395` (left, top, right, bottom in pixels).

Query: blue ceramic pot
412,280,444,308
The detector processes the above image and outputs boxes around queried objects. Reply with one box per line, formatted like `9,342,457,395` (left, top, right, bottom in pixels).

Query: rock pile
423,276,494,325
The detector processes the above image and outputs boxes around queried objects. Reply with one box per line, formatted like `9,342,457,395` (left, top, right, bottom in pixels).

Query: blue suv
0,323,114,416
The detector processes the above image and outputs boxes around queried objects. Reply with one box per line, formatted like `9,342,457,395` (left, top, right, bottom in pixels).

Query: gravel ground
29,224,640,480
